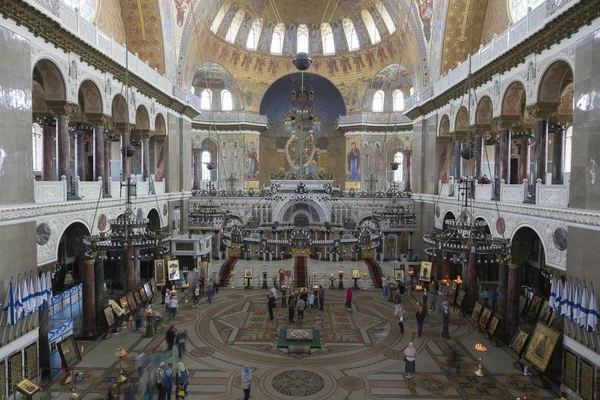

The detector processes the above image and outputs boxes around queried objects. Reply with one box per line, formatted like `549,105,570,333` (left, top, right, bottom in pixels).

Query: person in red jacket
346,288,353,311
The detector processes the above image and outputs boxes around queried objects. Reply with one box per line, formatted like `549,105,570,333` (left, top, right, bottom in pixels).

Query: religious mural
245,138,260,180
346,136,362,185
217,137,244,190
362,140,386,192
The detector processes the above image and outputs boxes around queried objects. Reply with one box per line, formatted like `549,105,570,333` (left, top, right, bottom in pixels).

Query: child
307,293,315,309
297,297,306,321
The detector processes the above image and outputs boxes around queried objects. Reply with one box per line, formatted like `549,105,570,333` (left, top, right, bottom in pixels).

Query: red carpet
294,256,308,289
363,258,383,288
218,257,239,286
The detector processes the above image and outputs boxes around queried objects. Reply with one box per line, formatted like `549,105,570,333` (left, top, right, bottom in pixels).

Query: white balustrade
136,179,150,196
500,179,528,204
474,183,493,201
34,175,67,204
154,178,166,195
535,178,569,208
74,176,103,201
439,181,451,196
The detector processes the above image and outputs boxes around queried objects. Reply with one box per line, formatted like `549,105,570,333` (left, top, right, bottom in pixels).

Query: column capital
493,116,520,131
88,114,112,128
469,124,491,137
403,150,412,157
140,129,152,140
114,122,136,135
47,101,79,119
507,262,522,270
525,103,560,122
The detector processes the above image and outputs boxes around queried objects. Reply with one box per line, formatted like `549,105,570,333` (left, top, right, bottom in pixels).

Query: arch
442,211,455,230
135,105,150,130
297,24,309,53
393,89,404,112
56,220,92,259
454,106,469,132
342,18,360,51
246,18,263,50
474,216,492,234
358,216,380,230
221,89,233,111
439,114,450,136
78,79,103,115
510,224,548,268
276,200,327,224
226,9,245,42
475,96,493,125
32,58,67,102
372,90,384,112
147,208,162,231
537,60,573,104
271,23,285,54
211,1,230,33
375,0,396,33
111,94,129,123
501,81,526,117
321,23,335,55
155,113,166,135
361,9,381,44
201,89,212,110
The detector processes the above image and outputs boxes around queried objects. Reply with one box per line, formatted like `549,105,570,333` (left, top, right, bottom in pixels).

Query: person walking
404,342,417,379
318,284,325,310
192,285,200,308
241,365,252,400
278,269,285,290
165,326,176,353
156,362,166,400
394,290,402,305
141,364,155,400
175,362,189,399
346,288,353,311
207,283,214,304
429,278,437,313
382,276,389,298
288,292,297,322
169,292,179,320
161,285,168,304
416,306,426,338
297,296,306,321
395,303,405,334
163,363,175,400
135,305,143,332
176,328,187,359
267,291,276,321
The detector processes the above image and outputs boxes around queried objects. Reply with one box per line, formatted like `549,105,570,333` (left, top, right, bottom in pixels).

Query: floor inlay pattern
272,370,326,396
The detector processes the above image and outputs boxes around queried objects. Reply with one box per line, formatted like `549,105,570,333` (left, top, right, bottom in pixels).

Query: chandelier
373,199,417,228
423,179,510,261
189,198,230,227
84,179,171,259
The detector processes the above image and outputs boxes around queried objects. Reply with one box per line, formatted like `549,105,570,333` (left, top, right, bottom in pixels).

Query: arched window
564,125,573,174
226,9,245,42
372,90,384,112
246,18,263,50
211,2,230,33
32,123,42,173
394,152,404,182
393,90,404,111
201,89,212,110
375,0,396,33
361,10,381,44
271,23,285,54
201,150,212,182
297,24,309,53
321,23,335,55
221,90,233,111
342,19,360,51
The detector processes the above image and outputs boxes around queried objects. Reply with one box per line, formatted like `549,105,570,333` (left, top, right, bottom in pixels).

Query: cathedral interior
0,0,599,398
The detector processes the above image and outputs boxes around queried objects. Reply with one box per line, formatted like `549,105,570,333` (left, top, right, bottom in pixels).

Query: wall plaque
24,344,37,380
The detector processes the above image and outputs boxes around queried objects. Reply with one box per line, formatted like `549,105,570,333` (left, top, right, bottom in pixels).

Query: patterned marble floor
43,287,560,400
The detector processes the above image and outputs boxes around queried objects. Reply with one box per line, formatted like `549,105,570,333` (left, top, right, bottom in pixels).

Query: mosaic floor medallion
338,376,365,391
190,346,215,357
272,370,325,396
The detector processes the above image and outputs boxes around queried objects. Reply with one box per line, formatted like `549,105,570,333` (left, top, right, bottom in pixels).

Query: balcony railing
193,111,268,127
337,112,413,128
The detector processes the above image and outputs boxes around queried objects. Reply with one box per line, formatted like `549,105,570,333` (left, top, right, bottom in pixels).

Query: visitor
169,291,179,320
241,365,252,400
163,363,175,400
161,285,168,304
192,285,200,308
212,277,218,294
141,364,155,400
491,287,499,310
288,292,297,322
399,280,405,296
297,296,306,321
164,288,171,314
346,287,353,311
416,306,426,338
156,362,165,400
318,285,325,310
429,277,437,313
395,302,405,334
135,305,143,332
176,328,187,359
404,342,417,379
165,326,176,353
300,288,308,303
207,282,214,304
278,269,285,289
394,290,402,305
267,291,276,321
175,362,189,399
382,276,389,298
198,274,205,297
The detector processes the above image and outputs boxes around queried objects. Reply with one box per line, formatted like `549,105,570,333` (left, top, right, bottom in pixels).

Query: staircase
218,257,239,286
294,256,308,289
363,258,383,288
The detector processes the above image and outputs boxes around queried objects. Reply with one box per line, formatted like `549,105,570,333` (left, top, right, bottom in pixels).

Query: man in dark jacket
288,293,298,322
165,325,176,353
318,285,325,310
416,306,426,338
267,292,276,321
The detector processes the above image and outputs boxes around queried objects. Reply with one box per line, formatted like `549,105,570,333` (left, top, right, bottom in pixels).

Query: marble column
134,248,141,287
497,262,508,336
494,137,501,178
75,132,87,181
552,126,565,184
474,136,483,179
405,151,412,191
94,258,106,326
453,141,462,179
55,115,72,189
42,122,55,181
518,138,530,183
506,262,522,335
124,246,134,292
467,253,478,309
104,139,112,193
530,120,548,185
498,130,511,183
82,258,96,336
192,151,200,188
121,134,131,180
93,126,105,182
142,134,151,182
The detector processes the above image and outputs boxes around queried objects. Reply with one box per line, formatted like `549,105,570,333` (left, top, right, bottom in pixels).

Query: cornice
406,0,599,119
0,0,199,118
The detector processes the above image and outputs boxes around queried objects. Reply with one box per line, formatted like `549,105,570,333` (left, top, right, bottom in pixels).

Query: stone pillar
453,141,462,179
104,139,112,192
498,130,511,183
93,126,105,182
497,262,508,336
531,120,547,185
94,258,106,326
134,248,141,287
142,132,151,181
41,121,55,181
518,138,530,183
124,246,134,292
506,262,522,335
467,253,478,309
192,151,200,188
75,132,87,181
405,151,412,191
552,125,565,184
82,258,96,336
121,134,131,180
474,136,483,179
55,115,72,189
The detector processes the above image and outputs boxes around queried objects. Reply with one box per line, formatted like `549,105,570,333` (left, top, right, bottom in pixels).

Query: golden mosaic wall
96,0,127,45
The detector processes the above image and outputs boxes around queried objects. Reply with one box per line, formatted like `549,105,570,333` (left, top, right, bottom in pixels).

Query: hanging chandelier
373,199,416,228
189,198,230,227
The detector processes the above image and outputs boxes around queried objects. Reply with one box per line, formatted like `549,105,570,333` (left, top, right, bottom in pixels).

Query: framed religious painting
537,300,551,324
133,290,142,305
139,288,148,302
519,295,528,315
487,313,502,336
479,307,493,329
419,261,432,282
149,277,156,292
471,301,484,322
119,296,131,315
455,289,466,307
563,350,577,392
24,344,37,380
154,260,166,286
8,352,22,395
524,322,561,373
527,294,542,319
16,379,39,397
126,292,136,311
108,300,124,317
144,283,152,298
244,268,253,278
547,310,558,328
57,335,81,369
580,358,594,400
167,260,181,281
510,328,530,356
351,269,360,279
394,268,404,282
103,307,115,327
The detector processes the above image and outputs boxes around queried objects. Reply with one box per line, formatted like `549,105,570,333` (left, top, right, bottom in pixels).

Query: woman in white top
241,365,252,400
404,342,417,379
